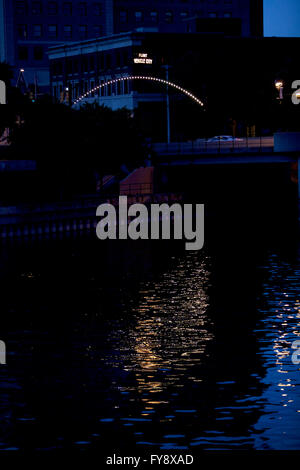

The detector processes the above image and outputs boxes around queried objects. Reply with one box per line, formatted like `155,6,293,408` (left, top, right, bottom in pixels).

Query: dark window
123,50,128,66
90,56,95,70
64,25,72,38
150,11,158,23
73,60,78,73
63,2,72,15
17,24,28,38
93,25,102,36
66,59,72,74
99,54,104,69
32,1,42,14
93,2,102,16
18,46,28,60
48,2,58,15
33,46,43,60
79,24,88,39
54,62,63,74
119,10,127,24
79,2,87,16
82,57,88,72
16,1,27,15
33,24,42,37
106,54,111,69
135,11,143,23
165,10,173,23
48,24,57,37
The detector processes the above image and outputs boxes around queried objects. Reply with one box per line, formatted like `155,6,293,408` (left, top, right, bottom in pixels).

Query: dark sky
264,0,300,36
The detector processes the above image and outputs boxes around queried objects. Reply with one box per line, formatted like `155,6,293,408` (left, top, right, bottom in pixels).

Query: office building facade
1,0,263,92
0,0,113,90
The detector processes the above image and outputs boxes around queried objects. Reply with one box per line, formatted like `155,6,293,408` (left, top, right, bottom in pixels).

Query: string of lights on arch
72,75,204,107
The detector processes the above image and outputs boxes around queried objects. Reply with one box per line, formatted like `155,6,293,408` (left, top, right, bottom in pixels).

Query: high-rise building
113,0,263,38
0,0,114,91
0,0,263,93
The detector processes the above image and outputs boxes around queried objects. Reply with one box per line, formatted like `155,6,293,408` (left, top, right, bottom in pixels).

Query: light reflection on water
0,240,299,451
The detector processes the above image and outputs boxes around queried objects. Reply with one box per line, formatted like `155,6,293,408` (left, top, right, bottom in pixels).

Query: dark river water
0,225,299,453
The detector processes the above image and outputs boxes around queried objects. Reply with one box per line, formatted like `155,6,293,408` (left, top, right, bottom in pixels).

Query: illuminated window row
17,23,103,39
15,1,103,17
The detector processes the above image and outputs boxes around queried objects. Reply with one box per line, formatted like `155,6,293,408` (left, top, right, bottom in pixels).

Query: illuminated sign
133,53,153,65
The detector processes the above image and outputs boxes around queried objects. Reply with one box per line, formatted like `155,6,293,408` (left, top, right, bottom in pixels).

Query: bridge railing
152,136,274,156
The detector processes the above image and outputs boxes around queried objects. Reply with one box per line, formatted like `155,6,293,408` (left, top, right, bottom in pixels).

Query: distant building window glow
64,25,72,38
33,24,42,37
165,10,174,24
48,24,57,37
135,11,143,23
150,11,158,23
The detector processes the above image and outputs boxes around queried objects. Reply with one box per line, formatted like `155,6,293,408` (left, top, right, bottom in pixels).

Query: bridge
151,137,299,166
151,134,300,205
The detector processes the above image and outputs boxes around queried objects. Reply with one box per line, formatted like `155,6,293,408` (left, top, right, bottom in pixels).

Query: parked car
207,135,244,143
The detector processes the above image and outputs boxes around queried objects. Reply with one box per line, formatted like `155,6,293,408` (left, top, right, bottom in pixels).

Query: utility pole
163,65,171,144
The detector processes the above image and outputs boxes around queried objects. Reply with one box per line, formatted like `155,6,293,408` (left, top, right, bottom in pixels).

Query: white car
207,135,244,143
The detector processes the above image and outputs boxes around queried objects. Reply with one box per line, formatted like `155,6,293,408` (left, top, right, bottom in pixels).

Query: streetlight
275,80,284,100
162,65,171,144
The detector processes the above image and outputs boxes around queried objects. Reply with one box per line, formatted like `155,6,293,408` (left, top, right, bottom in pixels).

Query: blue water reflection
0,238,299,451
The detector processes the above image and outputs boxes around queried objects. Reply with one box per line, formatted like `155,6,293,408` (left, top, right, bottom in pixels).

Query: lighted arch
72,75,204,107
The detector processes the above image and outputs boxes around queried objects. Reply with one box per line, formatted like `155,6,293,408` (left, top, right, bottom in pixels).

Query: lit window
64,25,72,38
48,24,57,37
33,24,42,37
119,10,128,23
180,11,188,20
93,3,102,16
48,2,58,15
224,12,232,18
208,12,217,17
32,1,42,15
79,2,87,16
150,11,158,23
63,2,72,15
165,10,173,23
135,11,143,23
79,24,88,39
17,24,28,38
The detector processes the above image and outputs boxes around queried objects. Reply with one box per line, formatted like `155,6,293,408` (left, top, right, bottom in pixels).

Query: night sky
264,0,300,37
